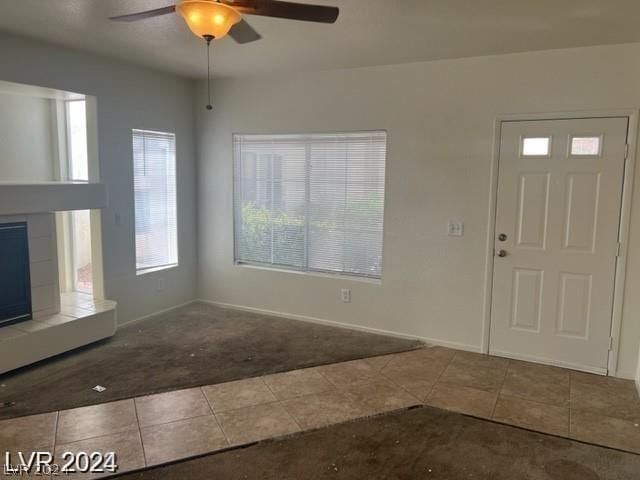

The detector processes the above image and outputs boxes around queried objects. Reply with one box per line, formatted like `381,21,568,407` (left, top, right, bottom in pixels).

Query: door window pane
522,137,551,157
570,136,601,156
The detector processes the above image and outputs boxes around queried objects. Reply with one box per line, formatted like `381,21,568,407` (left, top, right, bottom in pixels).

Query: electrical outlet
156,277,166,292
341,289,351,303
447,221,464,237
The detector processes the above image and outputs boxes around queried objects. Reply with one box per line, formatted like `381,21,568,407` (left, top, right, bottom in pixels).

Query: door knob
496,249,507,257
498,233,507,241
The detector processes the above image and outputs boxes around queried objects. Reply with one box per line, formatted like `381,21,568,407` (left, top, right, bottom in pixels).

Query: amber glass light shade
177,0,241,39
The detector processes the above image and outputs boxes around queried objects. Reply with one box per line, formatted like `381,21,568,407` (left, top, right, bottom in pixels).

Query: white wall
0,32,197,325
197,42,640,379
0,93,55,181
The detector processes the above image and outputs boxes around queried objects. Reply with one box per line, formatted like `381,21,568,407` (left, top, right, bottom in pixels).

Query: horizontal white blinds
234,131,386,278
133,129,178,272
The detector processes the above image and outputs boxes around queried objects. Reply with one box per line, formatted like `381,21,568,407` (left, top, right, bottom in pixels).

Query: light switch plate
447,221,464,237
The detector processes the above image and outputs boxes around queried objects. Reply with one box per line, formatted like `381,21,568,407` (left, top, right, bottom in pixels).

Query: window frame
132,128,179,276
232,130,387,280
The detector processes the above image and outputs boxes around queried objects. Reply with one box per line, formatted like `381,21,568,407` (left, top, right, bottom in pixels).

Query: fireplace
0,222,32,327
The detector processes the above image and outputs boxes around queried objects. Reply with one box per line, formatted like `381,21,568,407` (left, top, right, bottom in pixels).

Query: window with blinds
233,131,387,279
133,129,178,273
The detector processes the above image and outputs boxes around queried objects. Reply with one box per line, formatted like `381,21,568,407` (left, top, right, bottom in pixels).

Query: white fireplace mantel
0,182,107,215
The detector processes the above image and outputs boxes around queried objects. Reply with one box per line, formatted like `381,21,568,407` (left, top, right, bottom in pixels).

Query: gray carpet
119,406,640,480
0,302,422,419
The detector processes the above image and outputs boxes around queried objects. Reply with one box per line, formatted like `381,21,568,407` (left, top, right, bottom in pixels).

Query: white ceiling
1,0,640,79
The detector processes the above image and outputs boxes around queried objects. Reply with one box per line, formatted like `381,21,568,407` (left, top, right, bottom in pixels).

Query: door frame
481,109,639,376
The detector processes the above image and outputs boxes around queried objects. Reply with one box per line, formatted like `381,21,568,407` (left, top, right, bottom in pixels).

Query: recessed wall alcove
0,80,116,374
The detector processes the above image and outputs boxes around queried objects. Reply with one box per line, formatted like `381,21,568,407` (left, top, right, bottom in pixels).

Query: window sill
234,263,382,285
136,263,178,276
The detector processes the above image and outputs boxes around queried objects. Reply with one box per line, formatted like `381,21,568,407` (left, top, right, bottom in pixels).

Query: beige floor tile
417,346,458,362
316,359,380,387
281,390,363,429
493,395,569,436
342,379,419,416
54,429,145,479
392,378,434,401
141,415,228,466
439,362,506,393
216,402,300,446
570,373,640,422
426,383,497,418
500,361,570,407
262,368,333,400
450,351,509,371
380,349,452,387
570,410,640,453
362,354,397,371
202,377,277,412
57,399,138,444
135,388,212,427
0,412,57,451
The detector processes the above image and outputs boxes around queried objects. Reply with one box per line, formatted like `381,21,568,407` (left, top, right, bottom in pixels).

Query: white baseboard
118,300,199,328
197,299,482,354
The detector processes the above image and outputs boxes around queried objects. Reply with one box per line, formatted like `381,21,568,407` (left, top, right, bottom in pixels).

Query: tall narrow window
64,99,92,293
133,129,178,273
70,210,92,293
234,131,386,279
65,100,89,181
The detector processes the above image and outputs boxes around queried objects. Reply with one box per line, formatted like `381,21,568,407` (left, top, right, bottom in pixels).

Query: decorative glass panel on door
521,136,551,157
570,136,602,157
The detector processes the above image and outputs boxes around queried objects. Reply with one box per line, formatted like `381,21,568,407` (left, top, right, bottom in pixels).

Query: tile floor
1,347,639,478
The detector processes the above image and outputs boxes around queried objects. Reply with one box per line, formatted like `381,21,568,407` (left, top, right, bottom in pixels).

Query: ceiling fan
110,0,340,44
110,0,339,109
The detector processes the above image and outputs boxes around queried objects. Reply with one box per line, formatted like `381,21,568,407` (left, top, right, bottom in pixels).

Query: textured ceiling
1,0,640,79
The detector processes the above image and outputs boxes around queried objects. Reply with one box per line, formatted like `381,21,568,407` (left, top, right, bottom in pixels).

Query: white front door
490,117,628,373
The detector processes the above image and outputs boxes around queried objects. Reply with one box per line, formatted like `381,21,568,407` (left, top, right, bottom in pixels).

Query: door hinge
616,242,622,258
608,337,614,351
625,144,630,160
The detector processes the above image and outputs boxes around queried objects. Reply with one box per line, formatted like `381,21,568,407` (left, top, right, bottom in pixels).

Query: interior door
490,117,628,373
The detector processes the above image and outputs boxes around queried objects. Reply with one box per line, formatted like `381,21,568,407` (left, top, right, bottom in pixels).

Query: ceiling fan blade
109,5,176,22
225,0,339,24
229,18,262,44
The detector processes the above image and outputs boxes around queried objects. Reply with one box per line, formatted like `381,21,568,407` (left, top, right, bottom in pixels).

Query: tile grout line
259,376,303,432
568,372,572,437
51,410,59,456
423,351,457,403
200,386,231,447
490,359,512,418
132,397,149,468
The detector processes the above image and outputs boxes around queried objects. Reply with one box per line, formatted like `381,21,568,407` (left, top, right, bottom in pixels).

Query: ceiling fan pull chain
205,35,214,110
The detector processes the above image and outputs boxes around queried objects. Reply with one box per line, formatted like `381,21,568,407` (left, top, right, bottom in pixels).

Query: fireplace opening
0,222,32,327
